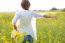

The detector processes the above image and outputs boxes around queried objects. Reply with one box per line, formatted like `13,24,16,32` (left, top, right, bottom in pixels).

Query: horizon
0,0,65,12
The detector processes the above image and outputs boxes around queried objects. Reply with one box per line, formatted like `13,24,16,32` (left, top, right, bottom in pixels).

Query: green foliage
0,11,65,43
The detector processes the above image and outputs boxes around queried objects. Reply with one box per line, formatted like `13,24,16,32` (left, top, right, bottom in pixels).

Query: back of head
21,0,31,10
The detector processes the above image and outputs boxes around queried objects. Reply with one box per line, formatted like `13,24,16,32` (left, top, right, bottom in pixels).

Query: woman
11,0,56,43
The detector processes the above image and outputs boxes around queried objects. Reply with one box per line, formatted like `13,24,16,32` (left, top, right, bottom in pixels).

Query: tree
51,7,57,10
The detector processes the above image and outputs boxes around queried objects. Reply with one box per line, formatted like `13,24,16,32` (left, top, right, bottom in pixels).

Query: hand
11,29,19,38
14,24,18,31
51,16,58,19
43,15,57,19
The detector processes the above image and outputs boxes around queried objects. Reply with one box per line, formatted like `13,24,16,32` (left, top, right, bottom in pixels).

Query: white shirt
12,10,44,40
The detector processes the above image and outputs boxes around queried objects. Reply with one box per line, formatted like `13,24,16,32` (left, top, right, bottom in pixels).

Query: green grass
0,11,65,43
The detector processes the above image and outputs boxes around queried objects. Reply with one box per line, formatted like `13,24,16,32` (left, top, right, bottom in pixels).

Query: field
0,11,65,43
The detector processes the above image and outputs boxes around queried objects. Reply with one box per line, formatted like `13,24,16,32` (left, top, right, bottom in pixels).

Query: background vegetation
0,11,65,43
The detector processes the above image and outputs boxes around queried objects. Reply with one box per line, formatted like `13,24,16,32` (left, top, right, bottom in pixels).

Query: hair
21,0,31,10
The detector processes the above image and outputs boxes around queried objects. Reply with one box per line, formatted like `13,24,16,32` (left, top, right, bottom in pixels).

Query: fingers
11,29,19,38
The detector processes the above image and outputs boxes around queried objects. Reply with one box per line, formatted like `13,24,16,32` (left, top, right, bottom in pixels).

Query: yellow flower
19,32,26,37
4,41,9,43
14,31,19,36
22,32,26,36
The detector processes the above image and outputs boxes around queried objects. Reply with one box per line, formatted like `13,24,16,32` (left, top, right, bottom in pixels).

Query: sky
0,0,65,12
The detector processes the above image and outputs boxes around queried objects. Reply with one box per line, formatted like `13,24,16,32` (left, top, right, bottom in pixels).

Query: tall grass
0,11,65,43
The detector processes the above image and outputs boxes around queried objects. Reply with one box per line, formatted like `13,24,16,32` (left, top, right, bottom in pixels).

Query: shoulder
16,10,22,14
15,10,24,16
15,10,35,16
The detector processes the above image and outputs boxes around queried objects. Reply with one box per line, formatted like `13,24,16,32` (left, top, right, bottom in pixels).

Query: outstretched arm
43,15,57,18
32,12,57,18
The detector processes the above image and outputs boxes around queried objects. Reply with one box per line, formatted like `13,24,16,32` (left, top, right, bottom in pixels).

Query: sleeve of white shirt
12,11,20,24
32,12,45,18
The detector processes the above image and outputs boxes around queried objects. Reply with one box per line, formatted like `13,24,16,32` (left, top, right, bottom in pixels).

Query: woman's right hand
11,29,19,38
